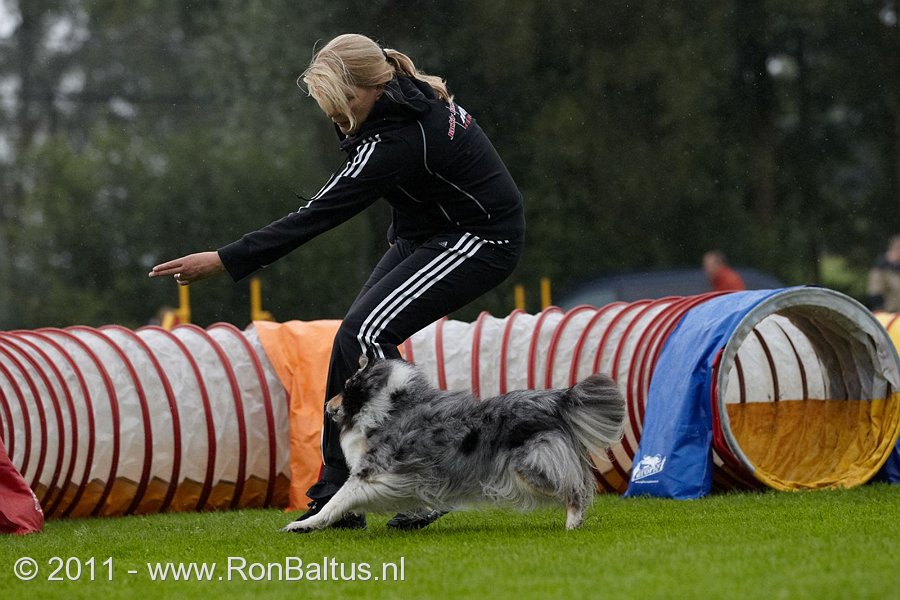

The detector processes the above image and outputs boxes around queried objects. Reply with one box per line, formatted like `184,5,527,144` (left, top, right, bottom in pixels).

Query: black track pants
306,231,522,500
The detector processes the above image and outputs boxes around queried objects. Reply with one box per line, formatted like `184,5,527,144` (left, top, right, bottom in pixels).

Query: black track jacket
218,75,525,281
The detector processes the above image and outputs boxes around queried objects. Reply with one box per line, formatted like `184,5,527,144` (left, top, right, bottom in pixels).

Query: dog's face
326,355,393,428
327,356,422,431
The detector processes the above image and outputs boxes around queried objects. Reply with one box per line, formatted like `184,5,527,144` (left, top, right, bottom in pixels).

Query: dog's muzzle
326,393,343,422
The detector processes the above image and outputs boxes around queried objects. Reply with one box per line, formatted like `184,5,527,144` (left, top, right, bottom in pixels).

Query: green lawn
2,484,898,599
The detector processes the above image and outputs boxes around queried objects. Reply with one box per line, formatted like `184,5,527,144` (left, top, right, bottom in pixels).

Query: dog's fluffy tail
561,373,626,456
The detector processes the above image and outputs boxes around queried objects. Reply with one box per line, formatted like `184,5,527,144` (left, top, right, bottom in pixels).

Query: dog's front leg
281,477,368,533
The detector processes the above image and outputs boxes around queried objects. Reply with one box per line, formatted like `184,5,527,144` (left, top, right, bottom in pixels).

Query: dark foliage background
1,0,898,328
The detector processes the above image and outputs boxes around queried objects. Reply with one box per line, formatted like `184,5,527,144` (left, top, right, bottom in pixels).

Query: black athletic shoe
386,508,447,530
284,498,367,533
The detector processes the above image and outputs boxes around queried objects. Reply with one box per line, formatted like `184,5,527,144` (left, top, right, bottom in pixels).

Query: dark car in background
557,268,785,310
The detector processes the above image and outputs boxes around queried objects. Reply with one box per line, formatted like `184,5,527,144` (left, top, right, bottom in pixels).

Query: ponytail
383,48,452,102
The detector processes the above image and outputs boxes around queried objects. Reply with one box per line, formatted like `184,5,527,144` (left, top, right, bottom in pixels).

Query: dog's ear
359,346,378,371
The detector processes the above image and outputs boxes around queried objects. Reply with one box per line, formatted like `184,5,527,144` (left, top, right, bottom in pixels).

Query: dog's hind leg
512,465,557,499
564,492,588,530
563,470,597,530
565,505,583,530
282,477,377,533
513,465,586,530
512,437,594,529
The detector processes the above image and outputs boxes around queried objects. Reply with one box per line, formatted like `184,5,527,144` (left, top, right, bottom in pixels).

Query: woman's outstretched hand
149,251,225,286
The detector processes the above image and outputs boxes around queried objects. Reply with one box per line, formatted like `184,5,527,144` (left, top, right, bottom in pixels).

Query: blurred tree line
0,0,898,328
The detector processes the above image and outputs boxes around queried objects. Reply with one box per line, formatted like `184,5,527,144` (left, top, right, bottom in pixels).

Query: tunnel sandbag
0,437,43,534
252,319,341,511
713,288,900,490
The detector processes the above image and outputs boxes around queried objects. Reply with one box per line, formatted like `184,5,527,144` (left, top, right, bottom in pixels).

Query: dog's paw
281,520,315,534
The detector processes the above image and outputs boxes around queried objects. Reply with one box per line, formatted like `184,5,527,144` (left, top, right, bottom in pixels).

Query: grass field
2,484,898,599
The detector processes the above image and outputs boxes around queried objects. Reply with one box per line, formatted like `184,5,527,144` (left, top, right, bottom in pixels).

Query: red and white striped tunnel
403,288,900,493
0,324,289,518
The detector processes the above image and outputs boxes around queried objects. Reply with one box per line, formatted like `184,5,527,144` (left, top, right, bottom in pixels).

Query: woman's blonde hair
300,33,451,132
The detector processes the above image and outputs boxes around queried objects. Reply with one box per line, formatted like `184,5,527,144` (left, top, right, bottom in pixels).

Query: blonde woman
150,34,525,531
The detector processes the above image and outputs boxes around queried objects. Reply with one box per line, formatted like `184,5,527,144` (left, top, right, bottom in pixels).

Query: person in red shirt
703,250,745,292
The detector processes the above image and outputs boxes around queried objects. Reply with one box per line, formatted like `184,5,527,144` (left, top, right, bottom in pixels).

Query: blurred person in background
866,235,900,312
703,250,745,292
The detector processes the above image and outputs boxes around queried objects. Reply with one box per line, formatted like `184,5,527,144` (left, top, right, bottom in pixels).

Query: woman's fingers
148,259,185,278
148,252,224,285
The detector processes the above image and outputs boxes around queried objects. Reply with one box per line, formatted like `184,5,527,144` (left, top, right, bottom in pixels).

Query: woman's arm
217,135,415,281
149,134,415,284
